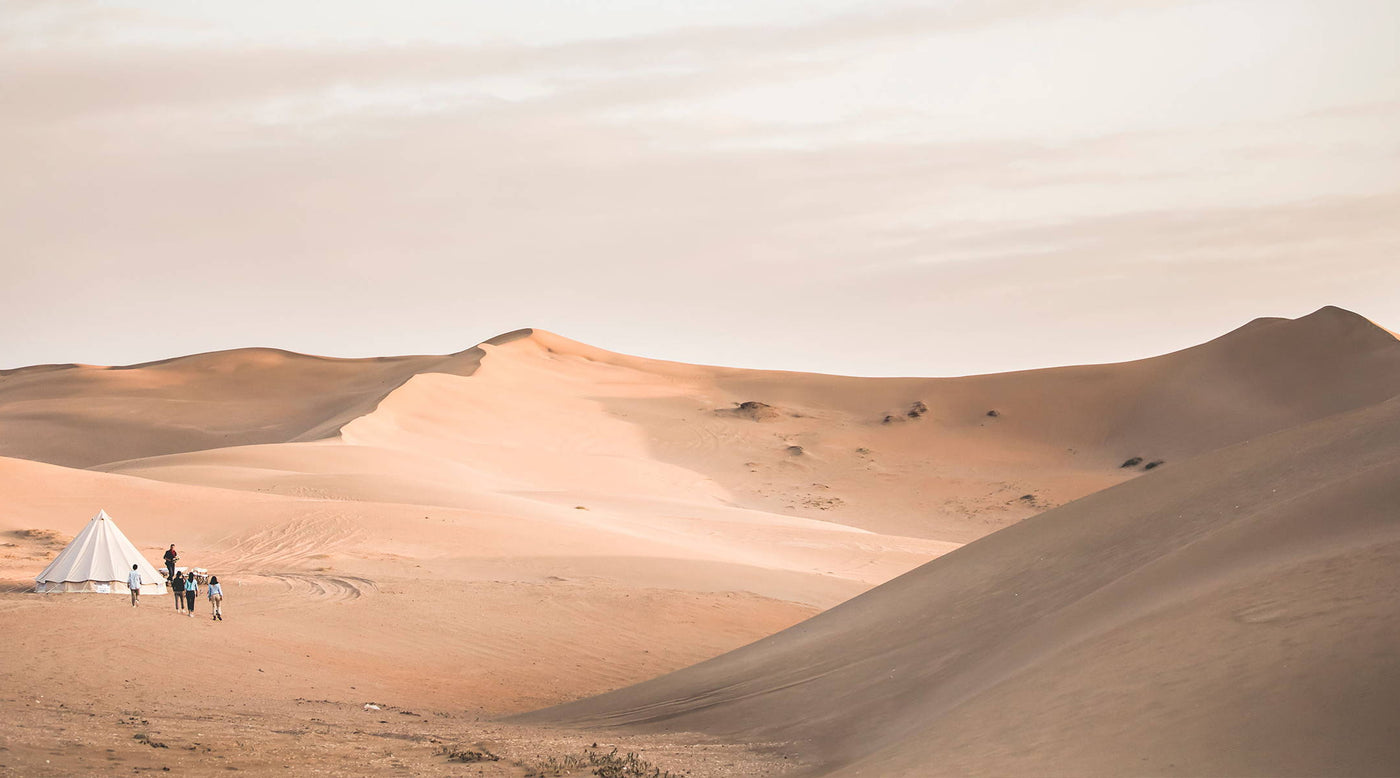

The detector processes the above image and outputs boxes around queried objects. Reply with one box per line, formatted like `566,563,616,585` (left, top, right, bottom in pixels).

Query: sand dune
523,391,1400,777
0,337,512,469
73,305,1400,546
1,306,1397,775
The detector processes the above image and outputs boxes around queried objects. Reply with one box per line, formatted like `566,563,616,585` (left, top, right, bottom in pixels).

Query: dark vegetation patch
133,733,167,749
883,401,930,424
1120,457,1143,468
717,401,780,422
522,747,678,778
8,529,67,544
1144,460,1165,470
1013,493,1050,509
786,445,805,456
986,409,1000,417
438,745,499,763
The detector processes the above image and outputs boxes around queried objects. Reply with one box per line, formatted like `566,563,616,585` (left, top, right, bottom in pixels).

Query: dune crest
6,307,1399,546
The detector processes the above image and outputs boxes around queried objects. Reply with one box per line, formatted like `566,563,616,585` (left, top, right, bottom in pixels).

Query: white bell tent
35,509,167,594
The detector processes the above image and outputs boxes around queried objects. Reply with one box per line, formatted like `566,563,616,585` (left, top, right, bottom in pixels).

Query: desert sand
1,305,1397,776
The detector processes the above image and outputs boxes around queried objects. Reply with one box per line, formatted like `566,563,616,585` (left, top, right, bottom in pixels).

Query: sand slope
523,392,1400,777
639,305,1400,539
0,338,512,469
67,305,1400,546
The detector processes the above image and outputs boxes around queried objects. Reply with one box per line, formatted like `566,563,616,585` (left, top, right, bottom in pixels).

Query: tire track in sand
208,511,377,603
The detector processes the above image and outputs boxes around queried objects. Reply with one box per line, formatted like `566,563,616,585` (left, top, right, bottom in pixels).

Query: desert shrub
438,745,499,763
522,747,677,778
1120,457,1143,468
133,733,167,749
1144,460,1164,470
720,401,780,421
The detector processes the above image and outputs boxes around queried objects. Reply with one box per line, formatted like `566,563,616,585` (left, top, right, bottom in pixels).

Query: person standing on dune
163,544,178,580
127,564,142,607
171,571,186,612
184,572,198,617
208,575,223,621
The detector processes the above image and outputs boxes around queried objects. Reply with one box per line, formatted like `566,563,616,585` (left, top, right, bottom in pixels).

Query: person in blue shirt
184,572,198,617
207,575,224,621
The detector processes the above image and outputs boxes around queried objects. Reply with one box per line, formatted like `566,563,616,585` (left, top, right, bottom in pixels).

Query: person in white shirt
207,575,224,621
126,564,142,607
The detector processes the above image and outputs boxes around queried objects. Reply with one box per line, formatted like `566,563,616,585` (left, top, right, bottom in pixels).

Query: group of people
121,543,227,619
158,544,224,620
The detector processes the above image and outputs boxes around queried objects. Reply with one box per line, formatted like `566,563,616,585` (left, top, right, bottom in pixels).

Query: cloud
863,191,1400,272
1,0,1397,373
0,0,206,49
0,0,1187,125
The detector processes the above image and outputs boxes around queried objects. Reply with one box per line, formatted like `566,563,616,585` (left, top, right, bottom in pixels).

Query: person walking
171,571,186,612
127,563,143,607
183,571,198,617
163,545,178,580
208,575,223,621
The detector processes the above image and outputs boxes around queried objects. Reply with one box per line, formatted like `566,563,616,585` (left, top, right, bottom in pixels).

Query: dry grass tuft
521,746,678,777
437,744,500,763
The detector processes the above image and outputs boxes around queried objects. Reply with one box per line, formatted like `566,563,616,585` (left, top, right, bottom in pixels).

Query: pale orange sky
2,0,1398,375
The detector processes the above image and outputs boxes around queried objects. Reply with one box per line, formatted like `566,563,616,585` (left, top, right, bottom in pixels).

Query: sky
3,0,1398,376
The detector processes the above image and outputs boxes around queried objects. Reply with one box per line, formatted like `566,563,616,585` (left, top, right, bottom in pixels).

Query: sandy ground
0,578,808,777
1,306,1398,776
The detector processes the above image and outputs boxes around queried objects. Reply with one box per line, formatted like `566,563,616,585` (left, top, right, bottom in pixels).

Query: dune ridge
11,305,1393,546
0,345,490,468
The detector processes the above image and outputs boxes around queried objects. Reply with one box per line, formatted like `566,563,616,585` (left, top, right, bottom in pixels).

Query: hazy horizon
4,0,1398,376
0,305,1387,382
